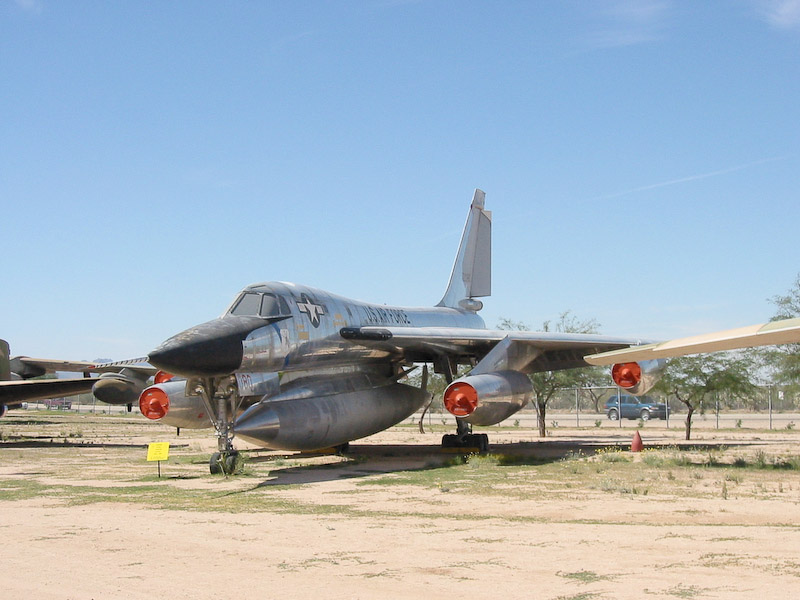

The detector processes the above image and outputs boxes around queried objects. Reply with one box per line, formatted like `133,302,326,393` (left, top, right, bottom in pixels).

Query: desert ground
3,410,800,599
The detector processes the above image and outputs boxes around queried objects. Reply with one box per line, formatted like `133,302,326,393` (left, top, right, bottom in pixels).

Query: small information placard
147,442,170,462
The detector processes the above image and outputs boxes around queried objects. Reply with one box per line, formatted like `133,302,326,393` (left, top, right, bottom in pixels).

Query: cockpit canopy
229,291,291,318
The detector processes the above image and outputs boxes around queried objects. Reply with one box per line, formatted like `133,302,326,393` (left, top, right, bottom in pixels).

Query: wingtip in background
584,317,800,366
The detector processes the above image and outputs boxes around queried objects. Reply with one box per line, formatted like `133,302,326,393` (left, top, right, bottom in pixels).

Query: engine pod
444,370,532,426
611,359,666,395
138,379,213,429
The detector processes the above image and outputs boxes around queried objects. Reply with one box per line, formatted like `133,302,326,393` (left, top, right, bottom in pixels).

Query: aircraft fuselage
148,281,486,380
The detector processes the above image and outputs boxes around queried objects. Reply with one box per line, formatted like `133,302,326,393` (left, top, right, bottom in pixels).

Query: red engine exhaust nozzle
611,362,642,389
139,387,170,420
154,370,174,384
443,382,479,417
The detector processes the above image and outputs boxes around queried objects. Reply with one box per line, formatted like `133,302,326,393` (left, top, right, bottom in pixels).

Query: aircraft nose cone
148,316,267,377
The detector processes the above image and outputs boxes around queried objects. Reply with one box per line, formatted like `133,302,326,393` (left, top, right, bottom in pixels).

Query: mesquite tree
655,353,758,440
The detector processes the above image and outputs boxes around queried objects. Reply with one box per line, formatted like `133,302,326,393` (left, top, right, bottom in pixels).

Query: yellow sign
147,442,170,462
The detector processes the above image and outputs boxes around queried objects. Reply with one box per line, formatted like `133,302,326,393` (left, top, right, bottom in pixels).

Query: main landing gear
441,418,489,453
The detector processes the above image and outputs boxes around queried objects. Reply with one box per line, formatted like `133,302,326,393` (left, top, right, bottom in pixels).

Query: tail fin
437,189,491,311
1,340,10,381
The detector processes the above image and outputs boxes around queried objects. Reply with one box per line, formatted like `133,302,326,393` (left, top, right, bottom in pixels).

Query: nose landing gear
192,376,242,475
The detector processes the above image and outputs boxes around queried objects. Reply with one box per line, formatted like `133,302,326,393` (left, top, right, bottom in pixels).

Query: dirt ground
3,411,800,600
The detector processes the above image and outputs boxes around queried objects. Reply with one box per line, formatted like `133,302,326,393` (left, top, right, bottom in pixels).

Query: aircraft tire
209,452,222,475
209,451,240,475
224,451,240,474
441,434,458,448
466,433,489,453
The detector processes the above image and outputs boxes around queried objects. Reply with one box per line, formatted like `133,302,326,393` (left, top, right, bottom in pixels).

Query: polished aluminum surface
447,370,533,426
238,282,487,375
621,358,667,396
235,375,429,450
143,379,213,429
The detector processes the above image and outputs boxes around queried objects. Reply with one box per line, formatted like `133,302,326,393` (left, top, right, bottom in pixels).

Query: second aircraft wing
0,377,98,406
584,317,800,366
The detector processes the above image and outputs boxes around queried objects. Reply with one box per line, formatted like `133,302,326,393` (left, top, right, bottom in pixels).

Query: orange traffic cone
631,431,644,453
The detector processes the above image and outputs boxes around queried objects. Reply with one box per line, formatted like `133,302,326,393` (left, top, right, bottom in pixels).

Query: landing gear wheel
441,434,458,448
334,442,350,455
210,452,222,475
441,433,489,452
209,450,240,475
464,433,489,452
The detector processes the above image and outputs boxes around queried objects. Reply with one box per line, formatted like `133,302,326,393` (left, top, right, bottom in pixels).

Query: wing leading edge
584,317,800,366
340,326,649,373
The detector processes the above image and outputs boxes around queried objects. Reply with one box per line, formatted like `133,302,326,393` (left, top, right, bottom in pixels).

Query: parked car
41,398,72,410
604,395,667,421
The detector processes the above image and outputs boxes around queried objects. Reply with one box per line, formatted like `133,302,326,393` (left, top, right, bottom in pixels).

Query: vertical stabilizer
437,189,491,310
1,340,10,381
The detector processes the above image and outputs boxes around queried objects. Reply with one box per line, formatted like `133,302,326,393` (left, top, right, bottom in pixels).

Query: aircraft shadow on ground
0,437,193,449
233,438,769,488
0,439,151,449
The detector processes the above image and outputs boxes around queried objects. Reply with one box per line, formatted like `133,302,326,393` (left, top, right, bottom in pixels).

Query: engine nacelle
611,359,666,395
92,368,155,406
138,379,213,429
443,370,532,426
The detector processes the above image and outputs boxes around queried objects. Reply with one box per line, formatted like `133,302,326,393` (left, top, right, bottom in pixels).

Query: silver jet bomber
141,190,664,473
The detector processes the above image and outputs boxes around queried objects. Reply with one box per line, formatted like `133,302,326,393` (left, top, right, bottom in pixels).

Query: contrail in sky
589,155,791,202
422,154,791,247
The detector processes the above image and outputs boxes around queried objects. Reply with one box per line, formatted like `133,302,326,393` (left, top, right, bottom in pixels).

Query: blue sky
2,0,799,361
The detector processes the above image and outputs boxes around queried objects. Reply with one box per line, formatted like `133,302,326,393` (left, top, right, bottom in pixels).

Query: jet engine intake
138,380,213,429
610,359,666,396
443,370,532,426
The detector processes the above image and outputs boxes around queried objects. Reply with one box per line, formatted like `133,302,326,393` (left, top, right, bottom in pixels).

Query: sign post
147,442,170,478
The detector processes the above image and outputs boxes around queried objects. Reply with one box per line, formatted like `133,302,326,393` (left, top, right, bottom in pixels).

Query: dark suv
604,394,667,421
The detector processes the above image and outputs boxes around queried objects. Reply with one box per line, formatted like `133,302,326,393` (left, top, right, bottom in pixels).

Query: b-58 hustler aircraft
140,190,668,473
